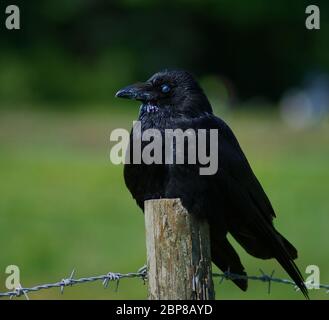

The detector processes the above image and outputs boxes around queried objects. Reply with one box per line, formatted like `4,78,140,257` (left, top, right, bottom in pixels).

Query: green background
0,108,328,299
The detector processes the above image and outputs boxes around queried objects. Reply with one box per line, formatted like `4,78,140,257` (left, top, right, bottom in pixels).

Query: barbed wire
213,269,329,294
0,266,148,299
0,266,328,299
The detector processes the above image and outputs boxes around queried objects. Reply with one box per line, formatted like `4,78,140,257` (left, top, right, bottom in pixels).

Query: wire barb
60,269,75,294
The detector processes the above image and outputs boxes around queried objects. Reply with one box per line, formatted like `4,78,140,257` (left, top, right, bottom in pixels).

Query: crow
116,70,308,298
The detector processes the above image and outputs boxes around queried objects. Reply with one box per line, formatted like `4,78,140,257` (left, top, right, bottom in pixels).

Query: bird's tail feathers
230,227,298,260
253,217,309,299
211,236,248,291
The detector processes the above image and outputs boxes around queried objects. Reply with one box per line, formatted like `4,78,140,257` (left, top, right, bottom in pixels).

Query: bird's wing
196,115,307,296
213,116,276,221
189,115,276,222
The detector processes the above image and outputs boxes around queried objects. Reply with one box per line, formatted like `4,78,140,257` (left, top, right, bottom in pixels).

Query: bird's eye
161,84,171,93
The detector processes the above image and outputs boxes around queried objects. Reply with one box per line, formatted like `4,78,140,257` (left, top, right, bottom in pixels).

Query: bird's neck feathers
183,90,213,115
138,91,213,124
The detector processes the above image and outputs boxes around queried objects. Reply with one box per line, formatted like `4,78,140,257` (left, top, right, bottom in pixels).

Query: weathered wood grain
145,198,214,300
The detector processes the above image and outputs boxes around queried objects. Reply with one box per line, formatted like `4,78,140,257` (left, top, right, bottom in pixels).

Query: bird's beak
115,82,154,102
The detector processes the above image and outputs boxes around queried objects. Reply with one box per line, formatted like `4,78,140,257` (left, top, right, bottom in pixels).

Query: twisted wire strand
0,267,327,299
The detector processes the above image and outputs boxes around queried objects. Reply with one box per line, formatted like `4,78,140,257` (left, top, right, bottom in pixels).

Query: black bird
116,70,308,298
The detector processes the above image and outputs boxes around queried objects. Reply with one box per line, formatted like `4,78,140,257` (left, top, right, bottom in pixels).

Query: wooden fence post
144,198,215,300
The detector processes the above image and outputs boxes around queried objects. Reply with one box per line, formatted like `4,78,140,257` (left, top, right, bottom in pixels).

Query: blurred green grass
0,108,328,299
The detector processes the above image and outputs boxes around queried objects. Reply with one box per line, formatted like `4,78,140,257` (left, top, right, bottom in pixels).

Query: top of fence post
144,198,215,300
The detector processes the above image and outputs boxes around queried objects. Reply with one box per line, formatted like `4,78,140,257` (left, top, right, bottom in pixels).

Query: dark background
0,0,328,107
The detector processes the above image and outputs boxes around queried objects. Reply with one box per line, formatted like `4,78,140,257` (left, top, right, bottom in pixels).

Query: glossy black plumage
116,70,308,298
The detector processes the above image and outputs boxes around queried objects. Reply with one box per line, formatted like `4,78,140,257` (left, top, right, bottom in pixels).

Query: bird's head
115,70,213,117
